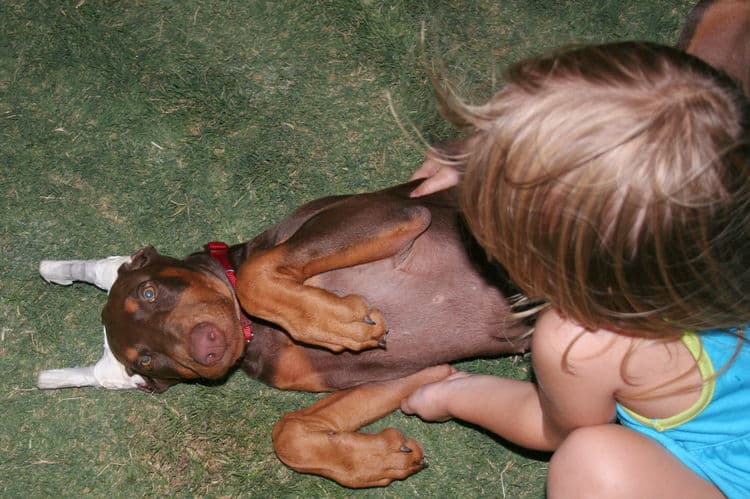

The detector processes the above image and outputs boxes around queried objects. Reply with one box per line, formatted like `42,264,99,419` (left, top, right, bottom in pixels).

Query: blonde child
403,42,750,498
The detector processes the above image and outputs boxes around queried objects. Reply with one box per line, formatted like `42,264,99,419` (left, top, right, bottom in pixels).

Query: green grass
1,1,692,496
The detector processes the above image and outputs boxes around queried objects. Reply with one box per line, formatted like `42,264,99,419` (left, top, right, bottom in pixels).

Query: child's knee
547,425,626,499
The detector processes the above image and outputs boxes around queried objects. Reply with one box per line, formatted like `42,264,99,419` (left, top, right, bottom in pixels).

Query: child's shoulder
529,309,635,424
530,309,633,394
531,309,688,386
532,308,705,417
531,308,635,363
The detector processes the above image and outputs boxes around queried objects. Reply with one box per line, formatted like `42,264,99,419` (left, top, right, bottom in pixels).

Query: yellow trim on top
619,332,716,432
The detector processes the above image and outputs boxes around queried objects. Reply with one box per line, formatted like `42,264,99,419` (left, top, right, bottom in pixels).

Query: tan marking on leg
272,345,328,392
271,366,454,487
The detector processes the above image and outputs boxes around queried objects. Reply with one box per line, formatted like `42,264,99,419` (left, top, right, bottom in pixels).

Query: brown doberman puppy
101,181,530,488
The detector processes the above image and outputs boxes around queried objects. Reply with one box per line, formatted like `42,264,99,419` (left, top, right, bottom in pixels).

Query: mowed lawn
1,1,692,496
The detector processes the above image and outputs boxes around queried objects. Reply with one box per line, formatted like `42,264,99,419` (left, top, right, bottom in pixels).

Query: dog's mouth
189,321,228,366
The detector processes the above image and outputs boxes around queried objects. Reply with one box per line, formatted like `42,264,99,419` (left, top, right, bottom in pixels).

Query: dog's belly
240,197,529,390
272,230,528,388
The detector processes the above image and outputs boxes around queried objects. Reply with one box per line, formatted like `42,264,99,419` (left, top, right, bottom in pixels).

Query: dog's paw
328,427,427,488
305,294,388,352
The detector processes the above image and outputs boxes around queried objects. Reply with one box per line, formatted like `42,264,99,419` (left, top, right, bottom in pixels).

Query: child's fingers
400,396,416,415
400,371,469,421
445,370,471,381
409,156,442,180
410,166,461,197
400,384,437,417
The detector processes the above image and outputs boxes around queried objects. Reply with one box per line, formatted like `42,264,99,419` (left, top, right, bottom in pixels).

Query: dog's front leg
271,364,452,488
236,200,431,352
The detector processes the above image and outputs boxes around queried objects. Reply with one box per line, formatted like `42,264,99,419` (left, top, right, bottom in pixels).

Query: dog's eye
139,355,152,368
140,284,157,302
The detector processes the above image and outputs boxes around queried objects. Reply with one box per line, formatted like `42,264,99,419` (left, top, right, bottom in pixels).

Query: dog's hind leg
271,364,452,488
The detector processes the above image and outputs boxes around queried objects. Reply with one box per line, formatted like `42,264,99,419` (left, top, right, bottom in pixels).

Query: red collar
206,241,253,343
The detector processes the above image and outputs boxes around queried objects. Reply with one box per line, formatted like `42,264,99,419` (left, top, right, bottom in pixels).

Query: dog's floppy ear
121,245,159,272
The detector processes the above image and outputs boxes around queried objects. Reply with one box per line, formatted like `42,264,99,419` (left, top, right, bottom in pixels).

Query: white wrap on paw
37,328,146,389
39,255,131,290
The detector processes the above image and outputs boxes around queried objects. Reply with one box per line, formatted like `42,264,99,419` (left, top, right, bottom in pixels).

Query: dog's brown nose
190,322,227,365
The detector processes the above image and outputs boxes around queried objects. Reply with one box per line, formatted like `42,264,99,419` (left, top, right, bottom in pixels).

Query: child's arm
401,309,625,451
401,371,564,449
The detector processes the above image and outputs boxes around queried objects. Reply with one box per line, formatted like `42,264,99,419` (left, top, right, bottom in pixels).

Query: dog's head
102,246,247,392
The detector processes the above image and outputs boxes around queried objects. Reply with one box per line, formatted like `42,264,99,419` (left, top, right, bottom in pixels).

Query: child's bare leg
548,424,722,499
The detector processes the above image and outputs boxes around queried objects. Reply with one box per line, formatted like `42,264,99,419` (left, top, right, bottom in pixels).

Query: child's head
452,42,750,335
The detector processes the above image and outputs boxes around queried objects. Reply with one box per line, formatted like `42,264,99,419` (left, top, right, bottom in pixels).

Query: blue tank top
616,328,750,498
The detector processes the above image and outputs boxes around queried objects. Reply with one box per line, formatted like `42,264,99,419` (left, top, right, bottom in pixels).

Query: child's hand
408,155,462,198
400,370,473,421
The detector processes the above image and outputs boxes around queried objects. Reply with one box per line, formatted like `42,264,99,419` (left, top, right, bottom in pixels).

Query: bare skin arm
401,309,623,450
402,371,566,450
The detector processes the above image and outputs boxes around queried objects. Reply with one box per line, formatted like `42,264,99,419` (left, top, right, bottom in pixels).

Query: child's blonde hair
447,42,750,335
